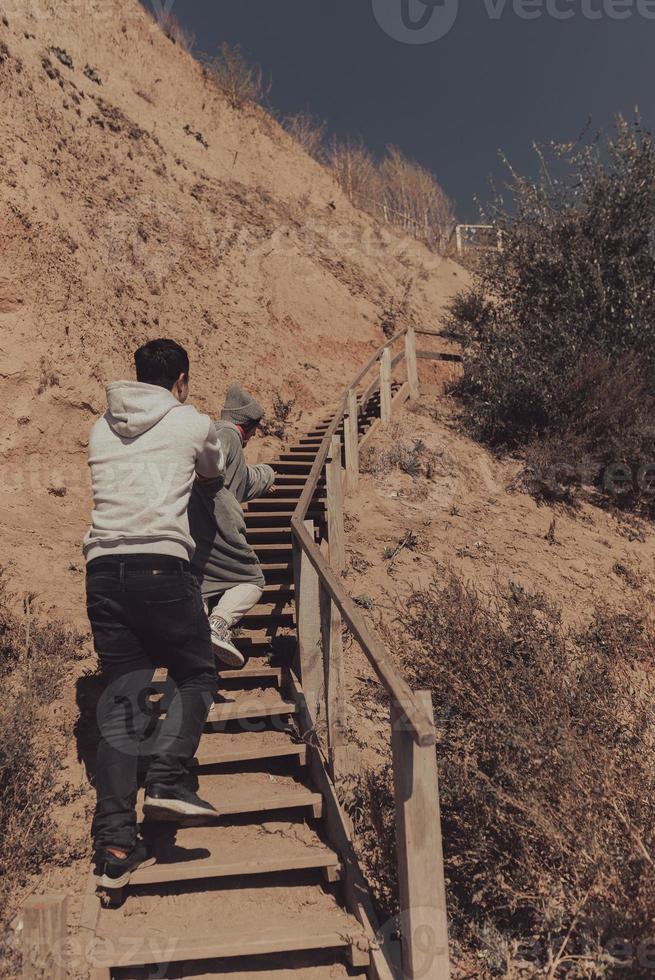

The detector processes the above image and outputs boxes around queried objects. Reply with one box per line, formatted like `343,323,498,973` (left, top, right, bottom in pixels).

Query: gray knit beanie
220,384,265,426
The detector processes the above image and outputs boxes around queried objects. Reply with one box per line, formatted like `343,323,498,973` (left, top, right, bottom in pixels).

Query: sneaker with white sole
209,614,245,669
143,783,218,820
93,839,155,889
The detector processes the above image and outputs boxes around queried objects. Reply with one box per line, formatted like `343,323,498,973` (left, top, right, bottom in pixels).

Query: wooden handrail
290,325,451,976
291,328,436,746
290,517,436,747
348,328,408,394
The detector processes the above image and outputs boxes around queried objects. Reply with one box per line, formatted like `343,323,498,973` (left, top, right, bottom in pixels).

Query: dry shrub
452,118,655,514
0,577,85,943
377,146,456,252
327,140,455,254
202,42,269,110
155,11,194,52
326,137,379,212
361,438,437,480
259,392,296,439
360,570,655,976
282,111,326,162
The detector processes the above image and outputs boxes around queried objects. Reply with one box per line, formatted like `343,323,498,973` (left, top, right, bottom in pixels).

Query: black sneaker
93,840,155,889
143,783,218,820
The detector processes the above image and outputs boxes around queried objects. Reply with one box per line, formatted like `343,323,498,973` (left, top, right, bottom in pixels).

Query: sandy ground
0,0,468,626
339,385,655,772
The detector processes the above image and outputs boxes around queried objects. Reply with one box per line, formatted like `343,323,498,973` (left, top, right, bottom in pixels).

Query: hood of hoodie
105,381,181,438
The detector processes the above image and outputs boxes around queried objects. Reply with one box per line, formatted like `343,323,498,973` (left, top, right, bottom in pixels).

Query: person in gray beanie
188,384,275,667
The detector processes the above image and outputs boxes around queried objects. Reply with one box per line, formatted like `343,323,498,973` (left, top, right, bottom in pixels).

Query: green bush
452,118,655,509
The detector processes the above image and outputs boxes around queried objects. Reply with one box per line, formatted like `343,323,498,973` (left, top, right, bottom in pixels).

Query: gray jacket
189,421,275,597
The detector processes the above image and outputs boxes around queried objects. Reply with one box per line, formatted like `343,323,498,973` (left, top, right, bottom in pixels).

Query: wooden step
194,729,306,767
246,528,292,543
207,689,297,724
133,821,339,887
253,543,294,557
262,583,295,598
170,961,367,980
167,769,322,820
245,601,294,617
278,453,317,462
273,464,313,475
257,561,293,578
240,614,295,632
267,476,314,486
232,636,291,659
258,488,306,499
248,498,325,512
217,664,283,683
94,886,368,971
244,512,300,527
182,950,367,980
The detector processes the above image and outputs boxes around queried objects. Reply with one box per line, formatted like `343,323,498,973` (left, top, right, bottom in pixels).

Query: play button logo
372,0,460,43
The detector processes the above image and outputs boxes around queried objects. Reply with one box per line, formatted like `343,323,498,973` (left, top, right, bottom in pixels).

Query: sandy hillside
338,388,655,769
0,0,467,622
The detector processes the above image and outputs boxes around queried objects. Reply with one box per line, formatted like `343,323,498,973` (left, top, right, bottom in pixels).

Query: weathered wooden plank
405,327,420,400
344,388,360,493
290,518,436,747
194,730,307,767
287,674,395,980
417,350,463,363
380,347,392,423
326,436,346,572
391,380,410,412
91,928,362,970
293,519,325,728
206,691,297,724
131,828,339,886
22,894,67,980
391,691,450,980
325,436,349,778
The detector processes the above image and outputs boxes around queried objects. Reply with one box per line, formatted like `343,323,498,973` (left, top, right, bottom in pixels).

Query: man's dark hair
134,339,189,390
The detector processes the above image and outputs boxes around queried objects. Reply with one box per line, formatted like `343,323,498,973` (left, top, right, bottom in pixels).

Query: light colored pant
204,583,263,629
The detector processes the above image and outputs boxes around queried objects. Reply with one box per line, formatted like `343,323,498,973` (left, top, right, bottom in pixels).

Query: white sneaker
209,615,245,669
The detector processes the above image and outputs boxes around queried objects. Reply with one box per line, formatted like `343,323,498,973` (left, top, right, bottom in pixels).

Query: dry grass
259,392,296,439
360,437,438,480
202,42,270,110
0,576,85,966
156,11,194,52
348,570,655,977
324,139,455,253
282,111,326,162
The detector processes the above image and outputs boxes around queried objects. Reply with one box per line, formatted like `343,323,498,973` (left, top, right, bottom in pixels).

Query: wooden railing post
391,692,450,980
380,347,392,423
324,436,348,777
292,519,325,728
405,327,420,401
343,388,359,493
22,895,67,980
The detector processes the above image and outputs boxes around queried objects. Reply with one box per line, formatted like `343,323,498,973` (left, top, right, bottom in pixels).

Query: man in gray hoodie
189,385,275,667
84,339,224,890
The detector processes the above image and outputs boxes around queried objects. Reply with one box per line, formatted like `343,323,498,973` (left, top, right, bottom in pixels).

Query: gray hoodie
189,421,275,596
84,381,224,563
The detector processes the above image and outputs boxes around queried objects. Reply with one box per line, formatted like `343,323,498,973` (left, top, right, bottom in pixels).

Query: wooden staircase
85,392,394,980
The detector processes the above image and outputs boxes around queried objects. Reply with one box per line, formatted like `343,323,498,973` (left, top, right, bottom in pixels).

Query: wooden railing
290,327,451,980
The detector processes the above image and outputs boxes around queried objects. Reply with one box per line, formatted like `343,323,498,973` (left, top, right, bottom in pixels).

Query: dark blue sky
156,1,654,221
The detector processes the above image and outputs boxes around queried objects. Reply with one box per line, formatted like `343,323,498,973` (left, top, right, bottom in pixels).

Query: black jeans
86,555,215,851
